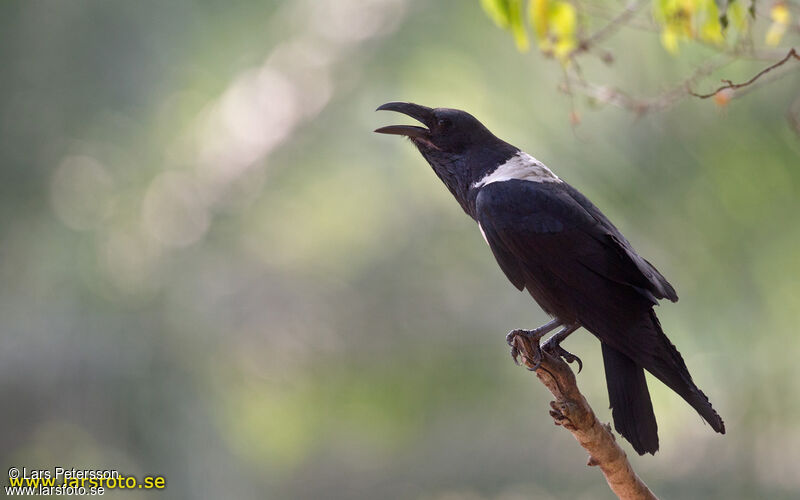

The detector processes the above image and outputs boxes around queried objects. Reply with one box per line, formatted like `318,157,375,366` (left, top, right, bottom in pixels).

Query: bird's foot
506,329,547,371
542,340,583,373
506,319,562,370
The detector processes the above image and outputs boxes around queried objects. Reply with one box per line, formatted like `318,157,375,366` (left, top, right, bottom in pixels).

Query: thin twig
690,48,800,98
521,0,800,131
728,62,800,98
511,334,658,500
571,0,648,57
578,2,659,34
566,55,733,114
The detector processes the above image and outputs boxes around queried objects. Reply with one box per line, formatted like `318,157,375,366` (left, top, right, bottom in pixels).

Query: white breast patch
472,151,561,188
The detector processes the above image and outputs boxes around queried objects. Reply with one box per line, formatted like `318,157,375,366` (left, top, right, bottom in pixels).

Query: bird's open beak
374,102,433,139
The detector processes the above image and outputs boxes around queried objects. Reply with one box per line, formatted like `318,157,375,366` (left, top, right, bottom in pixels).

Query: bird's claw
506,328,545,370
524,346,544,371
509,345,520,365
505,329,523,347
543,342,583,373
507,329,524,365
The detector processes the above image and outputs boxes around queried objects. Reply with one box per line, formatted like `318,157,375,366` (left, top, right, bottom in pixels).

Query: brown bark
511,334,659,500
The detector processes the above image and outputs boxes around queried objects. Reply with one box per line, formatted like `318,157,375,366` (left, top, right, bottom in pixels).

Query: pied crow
375,102,725,455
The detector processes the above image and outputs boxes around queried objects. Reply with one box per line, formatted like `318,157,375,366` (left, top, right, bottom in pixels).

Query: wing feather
474,180,677,303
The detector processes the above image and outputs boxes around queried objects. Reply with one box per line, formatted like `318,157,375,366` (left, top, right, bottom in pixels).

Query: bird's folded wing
563,184,678,302
475,180,677,303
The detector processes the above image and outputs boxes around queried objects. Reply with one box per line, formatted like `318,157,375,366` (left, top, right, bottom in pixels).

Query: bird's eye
437,118,452,129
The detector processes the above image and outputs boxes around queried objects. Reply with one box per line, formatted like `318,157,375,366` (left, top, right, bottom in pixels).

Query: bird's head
375,102,518,214
374,102,500,155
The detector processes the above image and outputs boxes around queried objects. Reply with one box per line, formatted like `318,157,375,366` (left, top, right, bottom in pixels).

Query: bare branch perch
511,334,658,500
690,48,800,99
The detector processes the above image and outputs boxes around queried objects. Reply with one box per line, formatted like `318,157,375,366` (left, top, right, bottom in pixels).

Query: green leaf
480,0,529,51
716,0,730,29
480,0,512,27
508,0,529,51
699,0,725,43
728,1,749,31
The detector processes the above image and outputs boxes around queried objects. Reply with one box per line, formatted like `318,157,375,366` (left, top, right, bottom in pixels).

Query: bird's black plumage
375,102,725,454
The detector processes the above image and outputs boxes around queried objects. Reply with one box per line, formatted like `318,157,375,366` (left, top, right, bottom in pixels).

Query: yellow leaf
765,22,787,46
529,0,550,40
697,0,724,43
551,1,577,59
551,1,576,37
700,17,724,43
771,3,790,24
661,28,680,54
765,2,790,46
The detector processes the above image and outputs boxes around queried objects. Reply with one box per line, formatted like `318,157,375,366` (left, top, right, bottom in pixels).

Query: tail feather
601,343,659,455
643,311,726,434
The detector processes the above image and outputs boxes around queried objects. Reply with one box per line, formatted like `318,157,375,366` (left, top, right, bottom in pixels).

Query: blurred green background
2,1,799,499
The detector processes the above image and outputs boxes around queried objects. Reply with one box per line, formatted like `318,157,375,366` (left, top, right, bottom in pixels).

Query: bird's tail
601,343,659,455
641,311,726,435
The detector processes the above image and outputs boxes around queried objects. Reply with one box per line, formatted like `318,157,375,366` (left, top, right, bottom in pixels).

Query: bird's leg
542,323,583,372
506,318,562,369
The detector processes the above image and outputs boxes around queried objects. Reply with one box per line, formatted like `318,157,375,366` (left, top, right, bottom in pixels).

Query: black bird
375,102,725,455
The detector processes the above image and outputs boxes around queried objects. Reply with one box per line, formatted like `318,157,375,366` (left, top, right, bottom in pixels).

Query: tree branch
563,55,730,115
511,334,658,500
690,48,800,99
